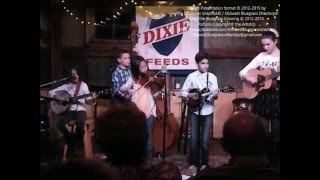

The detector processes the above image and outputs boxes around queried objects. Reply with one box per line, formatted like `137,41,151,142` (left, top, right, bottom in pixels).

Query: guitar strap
206,72,209,91
74,81,82,97
195,72,208,91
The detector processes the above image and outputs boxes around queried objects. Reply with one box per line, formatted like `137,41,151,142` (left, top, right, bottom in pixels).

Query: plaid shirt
112,65,132,98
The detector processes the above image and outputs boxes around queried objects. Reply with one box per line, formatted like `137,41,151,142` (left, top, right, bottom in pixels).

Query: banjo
50,88,113,114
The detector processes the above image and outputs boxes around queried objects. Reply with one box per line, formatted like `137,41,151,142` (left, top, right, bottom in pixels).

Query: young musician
239,28,280,167
111,49,133,105
121,55,162,161
180,52,219,175
48,66,97,157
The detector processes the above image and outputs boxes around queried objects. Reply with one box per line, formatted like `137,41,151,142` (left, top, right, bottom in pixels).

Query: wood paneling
61,9,85,47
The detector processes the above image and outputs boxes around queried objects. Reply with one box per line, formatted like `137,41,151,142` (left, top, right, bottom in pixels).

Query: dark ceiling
41,0,280,11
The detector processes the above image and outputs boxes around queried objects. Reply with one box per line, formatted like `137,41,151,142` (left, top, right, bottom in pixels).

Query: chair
62,104,95,161
177,99,191,155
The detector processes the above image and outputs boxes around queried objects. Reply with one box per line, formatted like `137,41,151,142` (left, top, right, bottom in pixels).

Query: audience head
42,159,120,180
223,110,267,157
95,102,148,167
146,162,182,180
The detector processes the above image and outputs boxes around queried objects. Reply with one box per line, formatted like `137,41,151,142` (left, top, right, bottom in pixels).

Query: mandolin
187,85,235,112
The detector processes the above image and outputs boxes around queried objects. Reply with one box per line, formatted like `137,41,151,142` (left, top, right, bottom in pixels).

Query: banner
135,6,200,70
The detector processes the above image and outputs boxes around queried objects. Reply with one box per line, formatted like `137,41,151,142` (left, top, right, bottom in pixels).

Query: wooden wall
61,8,85,47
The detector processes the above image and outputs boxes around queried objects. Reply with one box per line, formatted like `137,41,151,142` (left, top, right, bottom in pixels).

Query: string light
59,0,135,26
58,0,279,28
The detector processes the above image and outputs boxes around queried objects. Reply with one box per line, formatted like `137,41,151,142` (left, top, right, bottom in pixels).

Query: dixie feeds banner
135,6,200,70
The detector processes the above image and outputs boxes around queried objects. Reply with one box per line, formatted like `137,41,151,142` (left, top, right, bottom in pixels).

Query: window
95,10,133,39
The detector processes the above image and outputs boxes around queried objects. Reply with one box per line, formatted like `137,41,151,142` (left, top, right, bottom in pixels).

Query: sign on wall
135,6,200,70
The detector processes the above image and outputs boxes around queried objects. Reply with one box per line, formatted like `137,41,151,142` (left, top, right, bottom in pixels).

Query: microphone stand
162,71,168,162
196,103,203,168
40,77,69,88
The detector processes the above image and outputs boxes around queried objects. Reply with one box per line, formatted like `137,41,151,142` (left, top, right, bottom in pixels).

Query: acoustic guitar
50,88,113,114
187,85,235,112
242,68,279,99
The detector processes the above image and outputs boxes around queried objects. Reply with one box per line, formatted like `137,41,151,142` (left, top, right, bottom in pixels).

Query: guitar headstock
220,85,236,93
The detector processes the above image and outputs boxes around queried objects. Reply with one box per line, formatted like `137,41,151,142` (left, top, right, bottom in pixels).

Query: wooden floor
40,129,230,170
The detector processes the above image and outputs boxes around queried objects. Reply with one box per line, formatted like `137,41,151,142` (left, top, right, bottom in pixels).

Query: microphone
62,75,76,83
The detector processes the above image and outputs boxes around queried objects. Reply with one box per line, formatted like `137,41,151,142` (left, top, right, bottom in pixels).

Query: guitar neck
75,93,92,100
74,90,103,100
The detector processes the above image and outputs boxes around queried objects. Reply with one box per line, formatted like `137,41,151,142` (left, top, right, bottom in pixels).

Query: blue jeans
146,115,156,157
189,113,213,167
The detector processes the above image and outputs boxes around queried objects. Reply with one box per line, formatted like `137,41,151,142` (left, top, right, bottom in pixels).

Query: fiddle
139,70,165,94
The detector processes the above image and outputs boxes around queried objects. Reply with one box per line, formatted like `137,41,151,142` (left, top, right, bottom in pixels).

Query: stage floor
40,134,230,176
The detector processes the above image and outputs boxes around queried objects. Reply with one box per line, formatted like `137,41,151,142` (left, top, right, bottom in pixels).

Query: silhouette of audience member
192,110,280,180
95,102,149,179
146,161,182,180
41,159,120,180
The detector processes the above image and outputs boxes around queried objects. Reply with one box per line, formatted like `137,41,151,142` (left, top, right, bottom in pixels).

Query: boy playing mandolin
180,52,219,175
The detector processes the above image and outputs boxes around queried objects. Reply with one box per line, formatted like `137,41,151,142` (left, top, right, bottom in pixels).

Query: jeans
189,113,213,167
146,115,156,158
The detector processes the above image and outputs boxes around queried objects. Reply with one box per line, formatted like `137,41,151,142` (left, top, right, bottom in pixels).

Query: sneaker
186,165,198,176
200,165,207,171
94,153,107,159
